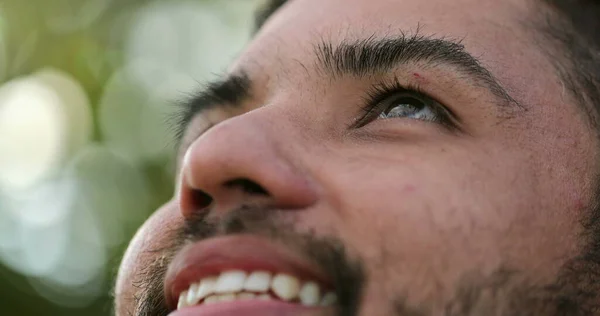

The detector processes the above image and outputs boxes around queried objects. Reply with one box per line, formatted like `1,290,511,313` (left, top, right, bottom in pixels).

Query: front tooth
186,283,200,305
271,273,301,301
320,292,338,306
299,281,321,306
243,271,272,292
178,290,189,309
197,277,217,300
204,295,219,305
215,270,247,293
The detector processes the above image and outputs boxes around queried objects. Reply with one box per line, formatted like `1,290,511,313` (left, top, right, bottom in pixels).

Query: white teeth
320,292,338,306
299,281,321,306
271,273,301,301
178,290,188,309
186,283,200,306
243,271,272,292
215,270,247,293
197,277,217,301
176,270,336,310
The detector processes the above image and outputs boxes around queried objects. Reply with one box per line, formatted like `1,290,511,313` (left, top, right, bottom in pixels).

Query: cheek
328,142,536,235
115,201,181,315
314,141,581,306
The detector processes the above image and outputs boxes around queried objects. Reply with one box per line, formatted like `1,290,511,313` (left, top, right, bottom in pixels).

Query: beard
125,204,600,316
130,205,365,316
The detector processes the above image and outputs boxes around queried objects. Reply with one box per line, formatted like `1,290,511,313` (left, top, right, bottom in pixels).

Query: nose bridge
185,110,283,188
179,109,318,218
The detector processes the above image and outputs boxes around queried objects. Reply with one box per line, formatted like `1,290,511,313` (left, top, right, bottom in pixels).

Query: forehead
234,0,547,103
255,0,530,47
266,0,528,33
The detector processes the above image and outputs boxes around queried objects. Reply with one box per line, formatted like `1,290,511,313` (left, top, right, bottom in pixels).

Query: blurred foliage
0,0,262,315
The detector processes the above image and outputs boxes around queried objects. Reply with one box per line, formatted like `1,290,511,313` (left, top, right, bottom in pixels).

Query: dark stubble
129,205,365,316
124,204,600,316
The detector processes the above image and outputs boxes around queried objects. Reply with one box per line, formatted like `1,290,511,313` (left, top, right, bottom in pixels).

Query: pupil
385,97,423,115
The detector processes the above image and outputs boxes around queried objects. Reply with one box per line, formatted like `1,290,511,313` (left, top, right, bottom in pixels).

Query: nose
178,112,318,218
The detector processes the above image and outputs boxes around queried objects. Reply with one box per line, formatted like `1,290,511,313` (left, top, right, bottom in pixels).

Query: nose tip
178,114,318,218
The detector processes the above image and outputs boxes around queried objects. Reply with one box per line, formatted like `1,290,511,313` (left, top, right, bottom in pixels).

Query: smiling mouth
164,235,340,315
176,270,337,309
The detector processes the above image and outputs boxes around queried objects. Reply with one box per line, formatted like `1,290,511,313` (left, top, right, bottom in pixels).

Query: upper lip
163,234,333,310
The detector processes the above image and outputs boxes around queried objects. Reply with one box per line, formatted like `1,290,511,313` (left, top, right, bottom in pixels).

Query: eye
378,94,439,121
355,79,456,129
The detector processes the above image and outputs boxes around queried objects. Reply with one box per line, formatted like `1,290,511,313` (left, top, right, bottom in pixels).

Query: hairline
532,2,600,134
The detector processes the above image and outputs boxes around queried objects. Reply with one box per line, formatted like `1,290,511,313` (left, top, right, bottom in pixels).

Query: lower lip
168,300,327,316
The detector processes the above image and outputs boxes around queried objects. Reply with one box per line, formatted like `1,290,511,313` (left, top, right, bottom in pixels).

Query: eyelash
355,77,456,129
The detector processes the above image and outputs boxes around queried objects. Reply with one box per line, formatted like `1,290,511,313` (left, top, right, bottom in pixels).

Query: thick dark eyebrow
171,72,252,147
172,35,520,150
315,34,522,110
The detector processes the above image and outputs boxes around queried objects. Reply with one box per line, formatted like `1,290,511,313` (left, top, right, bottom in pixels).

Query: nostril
191,189,213,209
225,178,269,196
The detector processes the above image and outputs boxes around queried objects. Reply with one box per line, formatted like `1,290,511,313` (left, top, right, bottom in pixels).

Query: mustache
131,205,365,316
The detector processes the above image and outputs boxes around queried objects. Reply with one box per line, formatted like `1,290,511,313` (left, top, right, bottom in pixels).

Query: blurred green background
0,0,263,314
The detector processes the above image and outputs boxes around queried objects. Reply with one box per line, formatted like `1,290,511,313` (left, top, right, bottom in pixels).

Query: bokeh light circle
0,77,66,191
34,68,93,157
0,69,92,192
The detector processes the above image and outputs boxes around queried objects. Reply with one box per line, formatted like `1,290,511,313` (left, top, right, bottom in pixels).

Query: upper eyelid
354,76,460,128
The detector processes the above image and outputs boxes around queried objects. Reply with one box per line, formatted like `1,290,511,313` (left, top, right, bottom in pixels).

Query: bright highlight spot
0,69,92,192
35,69,93,156
0,77,66,191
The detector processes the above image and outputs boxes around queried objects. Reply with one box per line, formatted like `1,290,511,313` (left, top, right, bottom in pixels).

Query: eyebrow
171,72,252,147
315,34,521,109
173,34,523,148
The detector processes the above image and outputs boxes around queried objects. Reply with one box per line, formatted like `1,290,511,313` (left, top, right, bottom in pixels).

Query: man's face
115,0,600,315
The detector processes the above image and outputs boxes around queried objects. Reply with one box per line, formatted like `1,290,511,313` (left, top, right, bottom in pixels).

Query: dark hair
537,0,600,132
254,0,288,32
254,0,600,130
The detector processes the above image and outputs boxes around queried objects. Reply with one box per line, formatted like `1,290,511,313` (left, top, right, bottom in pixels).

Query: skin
115,0,600,315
